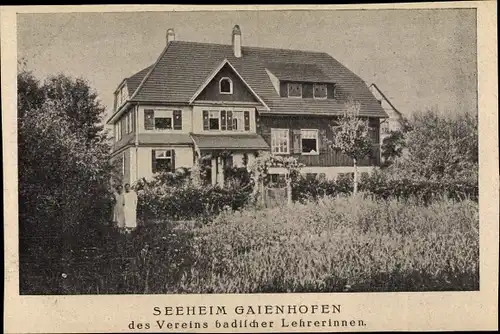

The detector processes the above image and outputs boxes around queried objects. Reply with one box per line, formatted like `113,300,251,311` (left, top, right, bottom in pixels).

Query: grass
20,195,479,294
172,195,479,293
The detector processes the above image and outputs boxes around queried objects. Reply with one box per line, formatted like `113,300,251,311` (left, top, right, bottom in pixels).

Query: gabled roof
188,58,269,110
369,83,402,118
111,40,387,122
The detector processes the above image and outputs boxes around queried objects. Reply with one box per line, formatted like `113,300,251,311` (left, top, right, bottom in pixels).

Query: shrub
137,183,252,223
292,172,478,204
176,196,479,293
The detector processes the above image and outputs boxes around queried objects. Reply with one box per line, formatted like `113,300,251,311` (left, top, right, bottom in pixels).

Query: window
219,77,233,94
115,120,122,141
301,129,319,155
203,109,250,131
287,83,302,98
144,109,182,131
121,153,125,176
125,112,134,133
271,128,289,154
232,111,245,131
155,117,172,130
153,149,175,173
313,84,327,99
209,111,220,130
116,85,128,110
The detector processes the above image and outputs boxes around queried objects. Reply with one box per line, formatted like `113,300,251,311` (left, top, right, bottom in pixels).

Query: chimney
166,28,175,45
232,25,242,58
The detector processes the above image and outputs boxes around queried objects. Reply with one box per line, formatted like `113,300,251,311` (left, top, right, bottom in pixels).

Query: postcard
2,2,498,333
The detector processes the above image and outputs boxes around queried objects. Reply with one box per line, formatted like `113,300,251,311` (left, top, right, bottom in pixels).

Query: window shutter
151,150,157,174
244,111,250,131
303,83,313,98
171,150,176,171
292,129,302,154
227,110,233,130
279,82,287,97
319,129,328,153
144,109,155,130
173,110,182,130
203,110,209,130
221,110,227,130
327,84,336,99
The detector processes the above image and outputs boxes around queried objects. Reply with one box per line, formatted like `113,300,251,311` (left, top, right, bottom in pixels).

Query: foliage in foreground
21,196,479,294
18,68,116,291
176,196,479,293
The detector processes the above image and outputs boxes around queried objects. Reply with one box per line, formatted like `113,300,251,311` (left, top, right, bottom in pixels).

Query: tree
381,130,406,166
327,99,373,194
18,69,115,293
387,109,478,182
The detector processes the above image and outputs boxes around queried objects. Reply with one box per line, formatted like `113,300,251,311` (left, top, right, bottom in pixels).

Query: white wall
132,146,194,181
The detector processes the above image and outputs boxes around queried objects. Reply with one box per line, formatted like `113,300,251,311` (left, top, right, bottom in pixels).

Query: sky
17,8,477,121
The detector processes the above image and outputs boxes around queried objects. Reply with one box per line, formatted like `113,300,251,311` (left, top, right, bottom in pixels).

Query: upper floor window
313,84,327,99
116,85,128,110
219,77,233,94
287,83,302,98
271,128,289,154
115,120,122,141
144,109,182,131
203,109,250,131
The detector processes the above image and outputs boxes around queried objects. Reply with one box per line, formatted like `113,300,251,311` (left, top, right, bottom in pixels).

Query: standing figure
123,183,138,233
113,185,126,230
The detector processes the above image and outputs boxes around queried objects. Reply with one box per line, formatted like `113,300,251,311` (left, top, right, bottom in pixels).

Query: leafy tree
381,130,406,166
387,109,478,182
327,99,373,194
18,68,115,293
43,74,106,144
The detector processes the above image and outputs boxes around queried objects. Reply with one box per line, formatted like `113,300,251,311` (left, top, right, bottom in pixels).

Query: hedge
137,184,253,223
293,175,478,204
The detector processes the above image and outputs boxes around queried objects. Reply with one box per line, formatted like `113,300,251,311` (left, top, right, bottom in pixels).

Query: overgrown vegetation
30,196,478,294
18,67,116,294
178,196,479,293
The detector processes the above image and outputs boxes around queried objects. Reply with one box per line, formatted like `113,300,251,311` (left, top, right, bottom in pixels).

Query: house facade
368,83,404,143
107,26,388,186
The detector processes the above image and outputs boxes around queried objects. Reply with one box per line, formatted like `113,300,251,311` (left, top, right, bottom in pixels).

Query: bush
292,176,352,201
176,196,479,293
137,183,253,223
292,172,478,204
360,173,478,203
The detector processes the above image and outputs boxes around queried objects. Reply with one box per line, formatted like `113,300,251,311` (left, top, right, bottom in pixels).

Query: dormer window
287,83,302,98
219,77,233,94
313,84,327,99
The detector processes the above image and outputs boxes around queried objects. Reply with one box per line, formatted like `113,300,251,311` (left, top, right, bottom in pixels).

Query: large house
107,25,388,186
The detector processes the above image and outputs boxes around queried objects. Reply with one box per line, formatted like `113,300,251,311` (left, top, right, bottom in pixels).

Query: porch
190,133,269,186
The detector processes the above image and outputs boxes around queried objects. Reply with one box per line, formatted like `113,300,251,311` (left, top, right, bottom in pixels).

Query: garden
18,68,479,294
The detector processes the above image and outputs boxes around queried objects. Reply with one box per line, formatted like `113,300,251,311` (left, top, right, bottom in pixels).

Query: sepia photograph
2,3,498,333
